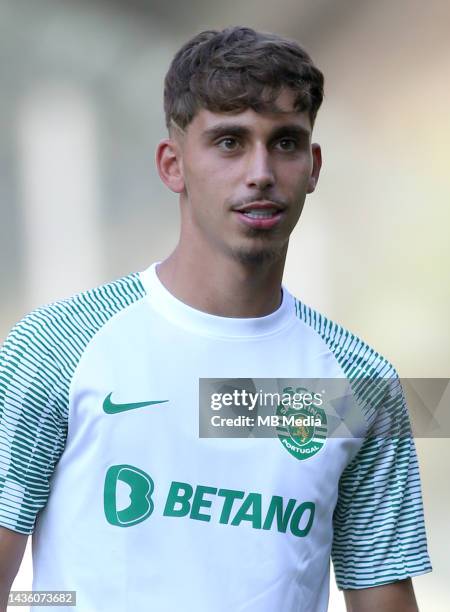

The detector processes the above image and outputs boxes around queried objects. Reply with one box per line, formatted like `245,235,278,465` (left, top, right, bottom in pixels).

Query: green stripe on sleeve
294,298,432,589
0,272,146,534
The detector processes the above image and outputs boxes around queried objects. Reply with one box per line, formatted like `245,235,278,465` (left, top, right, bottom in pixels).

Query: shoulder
293,296,398,379
1,271,147,415
2,271,146,353
292,296,405,430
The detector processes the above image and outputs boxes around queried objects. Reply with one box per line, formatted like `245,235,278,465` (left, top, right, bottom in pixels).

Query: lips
232,201,285,230
233,201,285,214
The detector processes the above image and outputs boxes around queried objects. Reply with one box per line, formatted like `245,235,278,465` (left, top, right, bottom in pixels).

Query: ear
155,138,185,194
307,143,322,194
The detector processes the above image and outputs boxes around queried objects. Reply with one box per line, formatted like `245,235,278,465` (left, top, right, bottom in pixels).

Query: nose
245,144,275,191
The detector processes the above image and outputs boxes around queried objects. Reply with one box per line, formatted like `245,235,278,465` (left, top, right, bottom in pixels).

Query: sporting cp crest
276,386,328,461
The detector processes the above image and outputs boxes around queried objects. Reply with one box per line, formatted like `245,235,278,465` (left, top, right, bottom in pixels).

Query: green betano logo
104,464,315,537
104,465,154,527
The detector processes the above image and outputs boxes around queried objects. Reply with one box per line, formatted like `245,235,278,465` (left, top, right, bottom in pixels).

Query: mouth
232,201,286,229
240,209,278,219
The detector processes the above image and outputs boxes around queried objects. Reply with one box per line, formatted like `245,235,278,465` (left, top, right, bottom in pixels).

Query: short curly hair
164,26,324,133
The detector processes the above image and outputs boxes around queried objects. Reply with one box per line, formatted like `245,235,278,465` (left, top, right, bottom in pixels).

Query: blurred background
1,0,449,609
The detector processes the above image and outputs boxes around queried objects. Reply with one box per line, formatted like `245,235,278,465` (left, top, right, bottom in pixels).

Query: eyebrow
201,123,311,143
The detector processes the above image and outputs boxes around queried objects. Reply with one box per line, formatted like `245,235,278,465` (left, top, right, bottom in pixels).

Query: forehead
187,88,312,137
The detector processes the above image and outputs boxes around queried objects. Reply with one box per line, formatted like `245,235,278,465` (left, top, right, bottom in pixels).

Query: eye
276,138,299,152
216,137,241,152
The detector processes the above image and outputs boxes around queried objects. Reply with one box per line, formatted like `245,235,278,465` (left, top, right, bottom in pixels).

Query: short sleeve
331,376,432,589
0,314,67,534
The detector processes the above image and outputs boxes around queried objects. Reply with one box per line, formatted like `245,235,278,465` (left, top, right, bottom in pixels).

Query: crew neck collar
139,262,295,338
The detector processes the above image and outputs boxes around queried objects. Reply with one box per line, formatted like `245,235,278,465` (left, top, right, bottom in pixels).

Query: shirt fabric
0,262,432,611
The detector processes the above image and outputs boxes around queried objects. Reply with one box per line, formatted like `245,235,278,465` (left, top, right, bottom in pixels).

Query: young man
0,26,431,612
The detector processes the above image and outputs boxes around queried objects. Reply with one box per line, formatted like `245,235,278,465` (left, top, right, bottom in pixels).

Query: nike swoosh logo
103,392,168,414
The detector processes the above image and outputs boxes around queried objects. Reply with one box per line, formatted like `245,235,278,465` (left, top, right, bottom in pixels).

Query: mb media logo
103,464,316,537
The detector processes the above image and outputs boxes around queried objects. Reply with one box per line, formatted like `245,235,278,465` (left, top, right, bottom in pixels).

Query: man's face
165,88,321,265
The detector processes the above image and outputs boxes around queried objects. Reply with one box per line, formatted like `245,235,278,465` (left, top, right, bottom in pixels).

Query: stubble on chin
230,237,286,266
233,249,282,265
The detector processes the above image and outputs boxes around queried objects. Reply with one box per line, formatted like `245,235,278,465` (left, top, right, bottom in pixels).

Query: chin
231,245,284,266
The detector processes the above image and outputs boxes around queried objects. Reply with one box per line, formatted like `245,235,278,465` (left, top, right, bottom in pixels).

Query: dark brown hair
164,26,324,132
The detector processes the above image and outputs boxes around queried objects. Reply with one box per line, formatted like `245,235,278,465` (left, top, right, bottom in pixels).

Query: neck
156,243,287,318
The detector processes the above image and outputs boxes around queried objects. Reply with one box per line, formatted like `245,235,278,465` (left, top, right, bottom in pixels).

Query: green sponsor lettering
217,488,245,524
103,469,316,537
262,496,297,532
289,501,315,537
230,493,262,529
104,464,154,528
190,485,217,522
163,481,193,517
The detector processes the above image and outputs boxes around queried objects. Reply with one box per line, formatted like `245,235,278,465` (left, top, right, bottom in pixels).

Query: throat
156,253,285,318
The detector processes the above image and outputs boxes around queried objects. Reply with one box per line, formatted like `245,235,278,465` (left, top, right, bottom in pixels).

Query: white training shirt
0,262,432,611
